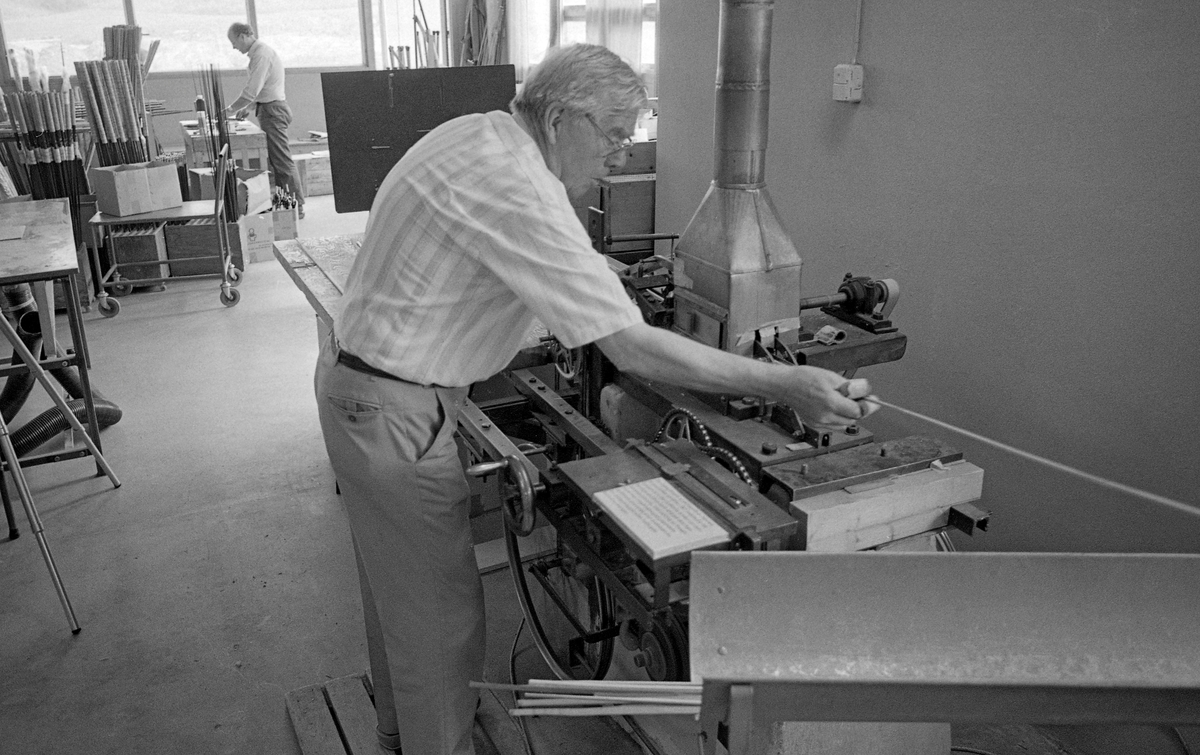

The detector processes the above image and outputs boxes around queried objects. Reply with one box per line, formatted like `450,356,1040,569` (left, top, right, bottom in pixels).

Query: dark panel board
321,66,516,213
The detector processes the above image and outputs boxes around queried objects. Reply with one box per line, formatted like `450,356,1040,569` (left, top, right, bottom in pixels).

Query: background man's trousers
255,100,305,210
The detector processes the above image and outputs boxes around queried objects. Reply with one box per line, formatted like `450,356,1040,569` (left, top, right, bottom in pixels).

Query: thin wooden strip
509,704,700,717
471,680,701,695
522,678,702,690
324,673,379,755
518,694,702,706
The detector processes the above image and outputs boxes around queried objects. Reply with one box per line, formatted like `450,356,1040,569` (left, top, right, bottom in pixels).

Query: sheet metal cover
689,551,1200,688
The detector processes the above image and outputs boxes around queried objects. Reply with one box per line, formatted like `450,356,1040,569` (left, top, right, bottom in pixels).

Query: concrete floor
0,195,1168,755
0,196,638,755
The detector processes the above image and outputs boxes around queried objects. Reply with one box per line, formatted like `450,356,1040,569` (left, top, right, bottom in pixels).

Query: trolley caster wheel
228,267,242,287
97,297,120,318
220,288,241,307
110,282,134,297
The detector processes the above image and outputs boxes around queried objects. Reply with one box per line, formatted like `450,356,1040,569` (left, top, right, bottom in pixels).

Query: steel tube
715,0,774,188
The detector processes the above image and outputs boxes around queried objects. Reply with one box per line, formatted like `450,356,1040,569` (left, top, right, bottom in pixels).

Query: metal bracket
948,502,991,536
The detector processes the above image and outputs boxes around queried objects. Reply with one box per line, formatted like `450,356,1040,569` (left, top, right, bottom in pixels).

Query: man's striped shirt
335,111,643,387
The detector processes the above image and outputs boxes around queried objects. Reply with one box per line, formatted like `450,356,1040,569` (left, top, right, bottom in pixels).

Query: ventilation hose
0,283,124,458
0,333,42,423
10,393,123,459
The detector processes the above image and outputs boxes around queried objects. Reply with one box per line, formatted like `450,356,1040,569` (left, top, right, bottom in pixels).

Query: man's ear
543,105,566,147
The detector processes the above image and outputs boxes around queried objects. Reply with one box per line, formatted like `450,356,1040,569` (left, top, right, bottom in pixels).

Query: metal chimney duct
671,0,802,355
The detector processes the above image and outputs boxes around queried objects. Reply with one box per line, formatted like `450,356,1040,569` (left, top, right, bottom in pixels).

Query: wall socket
833,63,864,102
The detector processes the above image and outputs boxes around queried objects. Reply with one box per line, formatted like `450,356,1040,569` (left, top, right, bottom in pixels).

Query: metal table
0,198,121,633
0,199,106,469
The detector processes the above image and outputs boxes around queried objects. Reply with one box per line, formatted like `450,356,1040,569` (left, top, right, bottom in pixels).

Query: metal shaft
0,415,80,632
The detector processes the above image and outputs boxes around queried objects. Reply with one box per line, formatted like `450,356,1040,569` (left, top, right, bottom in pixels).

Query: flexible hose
0,335,42,423
10,394,123,458
0,283,125,456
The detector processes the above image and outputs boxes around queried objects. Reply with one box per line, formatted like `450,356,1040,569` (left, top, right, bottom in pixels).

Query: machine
454,0,988,684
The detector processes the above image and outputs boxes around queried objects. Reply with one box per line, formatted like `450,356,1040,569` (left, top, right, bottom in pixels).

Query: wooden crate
163,218,244,276
286,672,508,755
182,125,270,172
108,222,168,282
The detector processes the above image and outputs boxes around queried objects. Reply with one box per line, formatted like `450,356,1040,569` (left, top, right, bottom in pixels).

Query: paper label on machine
593,477,729,560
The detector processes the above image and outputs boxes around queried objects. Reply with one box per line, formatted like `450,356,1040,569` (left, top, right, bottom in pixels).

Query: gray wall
144,69,333,150
658,0,1200,553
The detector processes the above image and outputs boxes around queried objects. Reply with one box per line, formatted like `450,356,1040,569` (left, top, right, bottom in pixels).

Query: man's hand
596,322,879,432
774,367,876,431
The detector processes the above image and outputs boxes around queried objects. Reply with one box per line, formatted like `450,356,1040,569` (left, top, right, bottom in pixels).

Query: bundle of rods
74,59,148,166
103,25,150,136
470,679,702,718
2,90,87,245
195,65,239,220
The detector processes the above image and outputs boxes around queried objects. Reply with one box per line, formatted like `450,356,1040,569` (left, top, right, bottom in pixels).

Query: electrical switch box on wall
833,63,864,102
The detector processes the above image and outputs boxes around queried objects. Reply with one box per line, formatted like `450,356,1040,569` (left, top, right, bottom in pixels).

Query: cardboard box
237,169,272,216
295,151,332,196
187,168,216,201
239,212,274,264
186,167,272,217
90,161,183,217
164,218,244,276
272,207,298,241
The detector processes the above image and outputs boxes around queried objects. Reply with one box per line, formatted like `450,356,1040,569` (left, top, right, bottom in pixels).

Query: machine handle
467,459,509,477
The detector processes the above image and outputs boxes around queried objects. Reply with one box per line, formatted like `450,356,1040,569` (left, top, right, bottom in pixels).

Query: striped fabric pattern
336,111,643,387
241,40,286,104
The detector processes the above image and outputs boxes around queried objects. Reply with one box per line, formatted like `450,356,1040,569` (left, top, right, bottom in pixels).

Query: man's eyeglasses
583,113,634,157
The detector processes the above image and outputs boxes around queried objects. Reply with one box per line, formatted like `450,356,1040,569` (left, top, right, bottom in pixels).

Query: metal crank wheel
626,611,690,681
504,527,617,681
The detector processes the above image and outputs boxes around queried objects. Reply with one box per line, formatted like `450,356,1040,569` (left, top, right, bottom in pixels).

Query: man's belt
336,350,407,383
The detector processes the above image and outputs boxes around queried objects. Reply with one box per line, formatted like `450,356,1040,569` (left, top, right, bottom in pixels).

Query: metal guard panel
690,551,1200,694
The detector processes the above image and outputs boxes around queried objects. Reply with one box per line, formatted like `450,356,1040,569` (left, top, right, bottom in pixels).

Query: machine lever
465,455,538,536
467,460,508,477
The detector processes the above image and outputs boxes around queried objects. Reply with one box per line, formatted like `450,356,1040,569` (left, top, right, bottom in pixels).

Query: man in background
225,22,305,218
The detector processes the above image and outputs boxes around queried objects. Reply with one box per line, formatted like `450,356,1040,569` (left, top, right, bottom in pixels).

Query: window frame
0,0,378,78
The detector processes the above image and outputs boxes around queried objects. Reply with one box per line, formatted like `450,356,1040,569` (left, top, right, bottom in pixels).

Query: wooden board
791,460,984,551
286,681,345,755
273,235,362,326
287,672,507,755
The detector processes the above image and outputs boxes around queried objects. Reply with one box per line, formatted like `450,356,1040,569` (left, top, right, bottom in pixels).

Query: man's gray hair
512,44,647,142
228,22,255,38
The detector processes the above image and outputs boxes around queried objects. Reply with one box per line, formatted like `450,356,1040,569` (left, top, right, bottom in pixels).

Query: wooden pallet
286,672,508,755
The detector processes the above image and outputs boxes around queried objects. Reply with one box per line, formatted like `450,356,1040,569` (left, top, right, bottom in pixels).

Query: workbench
0,198,105,471
180,119,269,172
273,235,362,326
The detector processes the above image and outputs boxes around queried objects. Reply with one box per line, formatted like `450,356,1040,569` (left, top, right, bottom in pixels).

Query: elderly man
314,44,877,755
224,22,305,218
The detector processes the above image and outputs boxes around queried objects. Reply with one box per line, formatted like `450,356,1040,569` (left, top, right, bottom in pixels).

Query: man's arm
595,322,877,430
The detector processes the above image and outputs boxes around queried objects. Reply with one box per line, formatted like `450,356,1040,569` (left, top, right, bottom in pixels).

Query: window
513,0,657,95
136,0,247,71
2,0,127,77
255,0,363,68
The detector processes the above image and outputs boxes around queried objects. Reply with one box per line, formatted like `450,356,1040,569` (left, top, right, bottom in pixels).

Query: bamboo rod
509,705,700,717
